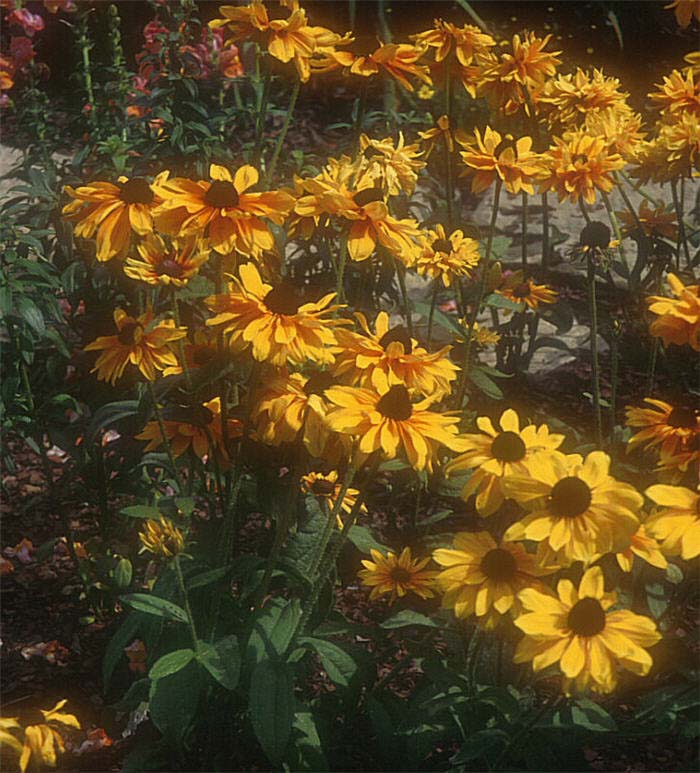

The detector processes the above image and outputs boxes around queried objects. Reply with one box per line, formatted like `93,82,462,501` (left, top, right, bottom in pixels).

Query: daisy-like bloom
84,307,187,385
645,484,700,560
665,0,700,28
496,270,558,311
649,67,700,117
539,130,624,205
415,224,480,287
209,1,269,40
417,114,454,156
205,262,343,366
0,699,80,773
445,408,565,516
136,397,242,463
355,133,425,196
350,42,432,92
618,202,677,241
417,84,435,99
411,19,495,66
514,566,661,694
162,329,219,377
434,532,554,629
62,175,160,261
139,517,185,559
661,109,700,176
616,524,668,573
123,233,209,287
504,451,642,565
332,311,459,399
646,273,700,351
471,321,501,347
324,379,463,472
153,164,294,257
583,108,646,161
656,436,700,476
458,127,545,195
301,470,365,527
626,397,699,460
359,547,437,602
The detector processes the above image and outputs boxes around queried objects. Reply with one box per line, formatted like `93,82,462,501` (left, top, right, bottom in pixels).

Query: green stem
587,253,603,448
426,281,439,347
521,192,528,269
395,258,414,339
147,382,180,489
444,64,455,231
610,329,619,448
602,191,626,266
174,555,200,652
372,629,437,693
253,66,272,166
336,237,349,303
541,192,550,269
352,80,368,153
619,169,662,206
266,78,301,185
671,178,690,268
646,338,660,395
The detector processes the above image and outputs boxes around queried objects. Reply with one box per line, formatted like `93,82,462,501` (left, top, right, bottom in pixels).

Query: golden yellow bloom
583,108,646,160
123,233,208,287
665,0,700,28
411,19,495,66
162,329,218,377
459,127,544,195
350,42,432,92
359,547,437,601
84,307,186,385
136,397,242,463
661,109,700,175
209,1,269,40
153,164,294,257
645,484,700,560
626,397,699,460
618,202,678,241
514,566,661,694
616,524,668,573
504,451,642,565
415,224,480,287
418,114,454,155
324,379,463,472
301,470,365,527
650,67,700,116
332,311,459,399
356,133,425,196
434,532,554,629
445,408,564,516
471,322,501,347
139,517,185,559
205,262,343,366
540,131,624,205
62,175,160,261
496,270,558,311
1,699,80,773
646,272,700,351
656,438,700,476
417,84,435,100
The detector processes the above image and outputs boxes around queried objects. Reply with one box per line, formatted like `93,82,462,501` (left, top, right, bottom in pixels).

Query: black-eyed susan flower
356,133,425,196
359,547,437,601
514,566,661,694
626,397,700,460
618,202,677,241
646,273,700,351
139,517,185,559
324,379,463,472
62,175,160,261
153,164,294,257
84,307,187,385
496,270,558,311
445,408,564,516
301,470,365,526
504,451,642,565
616,524,668,573
411,19,495,67
0,699,80,773
123,233,209,287
332,311,459,399
350,42,432,92
433,532,554,629
649,66,700,116
583,108,646,160
415,224,480,287
205,262,343,366
645,484,700,560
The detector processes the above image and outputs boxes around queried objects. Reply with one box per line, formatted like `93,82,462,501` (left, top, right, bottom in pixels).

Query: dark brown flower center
390,566,413,583
364,145,383,159
303,371,336,397
157,258,185,278
567,597,606,637
263,284,302,315
164,405,214,426
494,135,516,157
667,406,698,429
312,479,336,496
511,282,532,299
376,385,413,421
580,221,611,250
572,153,589,164
119,177,154,205
549,476,592,518
480,547,518,583
354,186,384,207
205,179,239,208
378,325,413,354
193,347,215,366
491,431,526,462
117,322,143,345
431,238,453,254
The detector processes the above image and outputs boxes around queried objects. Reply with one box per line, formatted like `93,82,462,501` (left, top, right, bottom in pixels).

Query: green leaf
121,593,188,624
188,565,231,590
247,598,301,664
571,697,616,732
450,728,508,764
645,582,669,619
249,660,295,765
299,637,358,688
16,296,45,335
149,661,203,743
149,648,195,680
346,525,388,554
197,635,241,690
119,505,162,520
469,367,503,399
112,558,132,589
103,612,141,689
665,563,683,584
290,710,327,771
86,400,140,446
380,610,438,630
483,292,523,311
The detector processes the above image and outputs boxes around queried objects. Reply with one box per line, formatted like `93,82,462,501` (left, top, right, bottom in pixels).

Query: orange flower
351,43,432,92
123,233,208,287
626,397,700,460
496,271,558,311
649,67,700,116
665,0,700,28
411,19,495,66
646,273,700,350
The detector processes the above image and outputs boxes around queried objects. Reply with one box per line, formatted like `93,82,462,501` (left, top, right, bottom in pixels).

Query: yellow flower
649,67,700,116
616,524,668,572
445,408,564,516
618,202,677,241
514,566,661,694
62,175,159,261
496,270,558,311
1,699,80,773
434,532,554,629
645,484,700,560
205,262,343,366
84,307,186,385
458,127,544,195
417,84,435,100
355,133,425,196
153,164,294,257
209,1,270,40
301,470,365,527
583,108,646,160
415,224,480,287
646,272,700,351
626,397,699,460
504,451,642,565
136,397,242,463
411,19,495,66
324,379,463,472
359,547,437,601
350,42,432,92
139,517,185,559
665,0,700,28
123,233,209,287
540,130,624,205
332,311,459,399
418,114,454,155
